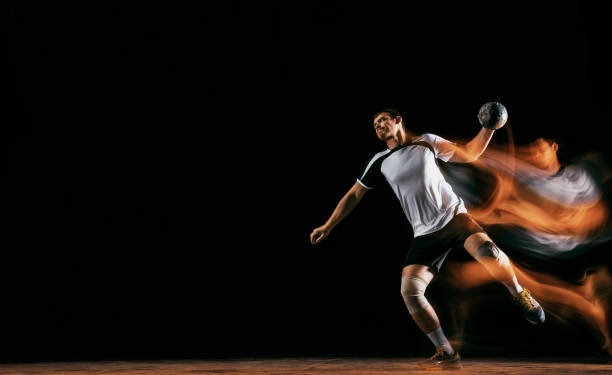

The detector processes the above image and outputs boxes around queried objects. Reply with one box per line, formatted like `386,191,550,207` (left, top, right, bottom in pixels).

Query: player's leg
464,231,521,295
401,264,461,368
400,265,440,336
463,231,545,324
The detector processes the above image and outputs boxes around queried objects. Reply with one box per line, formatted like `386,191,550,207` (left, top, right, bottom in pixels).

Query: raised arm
448,127,495,163
310,181,369,244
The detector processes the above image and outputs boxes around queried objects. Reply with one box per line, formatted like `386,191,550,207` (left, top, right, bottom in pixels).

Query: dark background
4,1,612,362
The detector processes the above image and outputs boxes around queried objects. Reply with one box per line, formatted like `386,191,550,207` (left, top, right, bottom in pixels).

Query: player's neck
386,131,415,150
546,160,562,174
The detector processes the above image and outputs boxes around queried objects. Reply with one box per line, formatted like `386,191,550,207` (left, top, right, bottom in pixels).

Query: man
309,108,545,370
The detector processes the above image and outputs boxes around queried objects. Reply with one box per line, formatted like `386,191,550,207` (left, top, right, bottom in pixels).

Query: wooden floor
1,357,612,374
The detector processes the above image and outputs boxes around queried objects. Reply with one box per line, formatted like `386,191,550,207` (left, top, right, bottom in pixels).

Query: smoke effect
436,130,612,355
442,135,612,258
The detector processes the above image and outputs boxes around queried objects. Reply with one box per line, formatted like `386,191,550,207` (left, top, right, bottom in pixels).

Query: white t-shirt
518,164,601,206
357,133,467,237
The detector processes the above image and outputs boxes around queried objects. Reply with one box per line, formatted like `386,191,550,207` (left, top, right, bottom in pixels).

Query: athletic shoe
513,289,545,325
416,347,462,370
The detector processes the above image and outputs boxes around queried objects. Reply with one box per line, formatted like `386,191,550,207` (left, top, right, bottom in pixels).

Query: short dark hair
373,108,402,121
530,136,567,164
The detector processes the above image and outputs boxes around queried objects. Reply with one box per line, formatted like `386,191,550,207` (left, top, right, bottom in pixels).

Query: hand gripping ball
478,101,508,130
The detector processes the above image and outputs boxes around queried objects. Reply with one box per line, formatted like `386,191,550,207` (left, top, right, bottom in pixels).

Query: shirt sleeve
357,151,387,189
415,133,456,162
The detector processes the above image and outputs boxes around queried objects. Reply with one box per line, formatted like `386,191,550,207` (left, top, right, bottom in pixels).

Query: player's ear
395,116,403,125
552,142,559,153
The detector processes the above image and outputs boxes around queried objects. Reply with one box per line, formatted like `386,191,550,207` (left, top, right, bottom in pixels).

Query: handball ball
478,101,508,130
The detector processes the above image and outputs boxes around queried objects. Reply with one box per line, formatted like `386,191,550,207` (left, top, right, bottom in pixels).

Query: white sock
503,275,523,297
426,327,454,354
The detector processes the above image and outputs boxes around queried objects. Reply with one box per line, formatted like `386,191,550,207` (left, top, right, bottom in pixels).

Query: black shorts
402,213,485,273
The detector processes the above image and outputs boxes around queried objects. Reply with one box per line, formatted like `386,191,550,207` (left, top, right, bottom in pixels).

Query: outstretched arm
310,181,369,244
449,127,495,163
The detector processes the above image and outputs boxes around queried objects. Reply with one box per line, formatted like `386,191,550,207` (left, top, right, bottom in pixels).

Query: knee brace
401,276,431,314
474,241,510,268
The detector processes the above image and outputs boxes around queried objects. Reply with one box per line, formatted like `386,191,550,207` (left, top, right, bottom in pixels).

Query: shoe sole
416,361,463,370
526,310,546,325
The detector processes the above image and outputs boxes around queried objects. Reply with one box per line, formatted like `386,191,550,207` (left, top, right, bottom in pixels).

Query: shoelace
429,347,447,360
517,290,535,310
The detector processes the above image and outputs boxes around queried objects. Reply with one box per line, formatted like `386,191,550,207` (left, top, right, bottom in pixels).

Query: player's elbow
466,152,481,163
348,191,365,205
463,145,483,163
